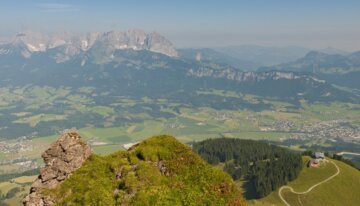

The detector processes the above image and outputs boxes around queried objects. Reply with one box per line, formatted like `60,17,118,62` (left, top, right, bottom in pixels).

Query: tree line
0,168,39,183
193,138,302,198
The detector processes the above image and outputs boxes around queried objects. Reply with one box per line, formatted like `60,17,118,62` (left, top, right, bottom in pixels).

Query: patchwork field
1,86,359,175
0,176,36,205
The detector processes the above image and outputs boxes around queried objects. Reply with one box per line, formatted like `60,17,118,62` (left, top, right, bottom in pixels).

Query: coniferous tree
193,138,302,198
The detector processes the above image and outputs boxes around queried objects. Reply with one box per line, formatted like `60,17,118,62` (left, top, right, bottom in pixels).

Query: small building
308,152,325,168
314,152,325,159
308,159,320,168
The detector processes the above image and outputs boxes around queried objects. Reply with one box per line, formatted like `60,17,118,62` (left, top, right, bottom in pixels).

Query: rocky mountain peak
1,29,178,61
96,29,177,57
146,31,178,57
12,31,49,52
303,51,328,60
24,131,92,206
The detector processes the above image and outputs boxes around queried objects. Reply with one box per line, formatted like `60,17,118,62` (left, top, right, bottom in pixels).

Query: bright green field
13,114,67,127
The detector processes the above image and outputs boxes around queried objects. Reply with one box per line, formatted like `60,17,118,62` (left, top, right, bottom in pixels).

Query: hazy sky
1,0,359,51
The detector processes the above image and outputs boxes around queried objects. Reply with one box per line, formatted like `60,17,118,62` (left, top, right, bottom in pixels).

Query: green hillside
249,156,360,206
44,135,246,205
3,139,360,206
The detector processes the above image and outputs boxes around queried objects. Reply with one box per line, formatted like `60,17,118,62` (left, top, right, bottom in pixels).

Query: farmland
0,85,359,176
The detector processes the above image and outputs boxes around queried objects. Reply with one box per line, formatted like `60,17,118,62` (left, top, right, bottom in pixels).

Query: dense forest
193,138,302,198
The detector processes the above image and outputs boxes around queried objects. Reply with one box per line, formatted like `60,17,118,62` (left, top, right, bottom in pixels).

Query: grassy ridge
46,135,246,205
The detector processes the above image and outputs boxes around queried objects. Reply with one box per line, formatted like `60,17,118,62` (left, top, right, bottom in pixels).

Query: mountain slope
253,156,360,206
258,51,360,89
0,47,355,104
25,133,246,205
259,51,360,74
0,44,358,140
214,45,310,67
178,48,258,70
0,30,356,104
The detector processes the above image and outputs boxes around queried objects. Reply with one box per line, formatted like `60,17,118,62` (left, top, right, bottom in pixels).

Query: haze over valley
0,1,359,205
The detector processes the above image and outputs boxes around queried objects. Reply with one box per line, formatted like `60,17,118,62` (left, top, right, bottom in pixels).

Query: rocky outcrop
24,131,92,206
187,68,302,82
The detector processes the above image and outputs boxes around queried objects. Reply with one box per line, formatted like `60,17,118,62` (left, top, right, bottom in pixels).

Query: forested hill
193,138,302,198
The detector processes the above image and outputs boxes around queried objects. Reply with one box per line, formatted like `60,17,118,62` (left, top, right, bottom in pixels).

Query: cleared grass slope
249,156,360,206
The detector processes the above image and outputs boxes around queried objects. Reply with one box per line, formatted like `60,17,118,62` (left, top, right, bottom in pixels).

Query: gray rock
24,130,92,206
3,29,178,61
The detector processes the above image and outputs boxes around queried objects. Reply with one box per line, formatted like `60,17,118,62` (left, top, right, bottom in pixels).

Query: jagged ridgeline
193,138,302,198
25,132,246,205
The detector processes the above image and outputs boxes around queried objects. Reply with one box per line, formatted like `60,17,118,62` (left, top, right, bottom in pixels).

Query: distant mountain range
214,45,311,68
0,30,354,69
1,31,352,66
0,30,358,104
0,30,177,62
177,48,258,70
0,29,358,140
259,51,360,74
259,51,360,88
178,45,351,71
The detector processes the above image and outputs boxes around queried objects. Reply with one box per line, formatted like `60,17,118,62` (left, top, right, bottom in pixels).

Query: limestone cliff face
1,29,178,62
24,131,92,206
